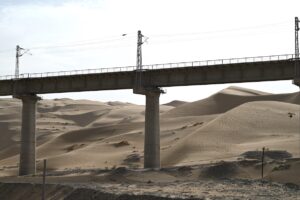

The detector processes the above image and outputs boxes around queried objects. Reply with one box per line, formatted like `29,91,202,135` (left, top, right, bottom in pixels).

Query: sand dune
162,100,300,166
0,86,299,184
163,86,300,117
163,100,187,107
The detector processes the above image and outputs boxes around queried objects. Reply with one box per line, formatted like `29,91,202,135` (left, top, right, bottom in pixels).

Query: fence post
261,147,265,181
42,159,47,200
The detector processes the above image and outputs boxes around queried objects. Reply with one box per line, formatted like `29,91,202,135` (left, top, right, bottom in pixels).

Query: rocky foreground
0,177,299,200
0,160,300,200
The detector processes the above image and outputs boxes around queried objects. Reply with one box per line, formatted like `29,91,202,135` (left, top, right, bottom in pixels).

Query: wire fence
0,54,296,80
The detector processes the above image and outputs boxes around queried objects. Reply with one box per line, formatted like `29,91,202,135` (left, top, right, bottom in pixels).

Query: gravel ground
46,179,300,200
0,178,300,199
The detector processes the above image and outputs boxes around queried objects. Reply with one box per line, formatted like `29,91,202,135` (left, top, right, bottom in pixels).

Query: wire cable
29,35,135,50
0,33,136,54
146,29,290,46
0,20,290,53
149,21,290,38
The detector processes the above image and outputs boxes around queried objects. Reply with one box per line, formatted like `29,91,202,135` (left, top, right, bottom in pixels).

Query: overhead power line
149,20,290,38
0,21,290,54
0,33,136,54
29,35,135,50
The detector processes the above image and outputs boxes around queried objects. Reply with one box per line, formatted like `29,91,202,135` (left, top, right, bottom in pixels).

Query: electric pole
134,30,145,93
15,45,21,79
15,45,31,79
295,17,299,59
295,17,299,60
137,30,143,72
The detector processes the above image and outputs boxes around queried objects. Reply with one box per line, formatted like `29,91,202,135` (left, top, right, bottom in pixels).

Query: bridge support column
144,88,162,169
18,94,41,176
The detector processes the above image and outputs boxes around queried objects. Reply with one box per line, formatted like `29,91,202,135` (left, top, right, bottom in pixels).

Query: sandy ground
0,160,300,199
0,86,299,199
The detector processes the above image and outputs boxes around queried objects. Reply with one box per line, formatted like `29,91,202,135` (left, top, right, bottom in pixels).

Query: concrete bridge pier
144,88,163,169
18,94,41,176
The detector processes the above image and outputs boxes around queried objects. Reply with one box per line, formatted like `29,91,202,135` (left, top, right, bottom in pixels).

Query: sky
0,0,299,104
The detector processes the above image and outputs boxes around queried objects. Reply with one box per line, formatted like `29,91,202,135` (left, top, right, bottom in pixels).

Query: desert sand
0,86,299,199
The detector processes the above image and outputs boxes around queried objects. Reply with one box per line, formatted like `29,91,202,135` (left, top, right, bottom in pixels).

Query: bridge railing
8,66,136,80
0,54,295,80
142,54,295,70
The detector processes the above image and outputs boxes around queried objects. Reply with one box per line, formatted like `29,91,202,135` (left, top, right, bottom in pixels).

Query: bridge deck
0,54,297,96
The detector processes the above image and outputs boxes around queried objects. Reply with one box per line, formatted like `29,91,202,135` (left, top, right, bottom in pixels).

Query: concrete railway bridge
0,53,299,175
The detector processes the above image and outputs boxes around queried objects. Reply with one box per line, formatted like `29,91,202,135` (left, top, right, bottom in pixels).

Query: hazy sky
0,0,299,104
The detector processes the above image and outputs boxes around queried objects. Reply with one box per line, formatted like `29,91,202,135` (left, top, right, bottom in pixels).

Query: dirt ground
0,159,300,200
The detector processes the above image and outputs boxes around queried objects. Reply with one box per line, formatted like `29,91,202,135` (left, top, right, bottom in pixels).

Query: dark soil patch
113,141,130,147
241,150,292,160
285,182,300,190
123,154,141,163
237,159,260,167
177,166,192,172
200,161,238,179
272,163,291,171
110,167,128,175
64,144,85,152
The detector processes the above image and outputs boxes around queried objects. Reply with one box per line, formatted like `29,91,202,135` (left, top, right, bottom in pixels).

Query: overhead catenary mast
136,30,143,72
134,30,145,94
15,45,31,79
15,45,21,79
296,17,299,60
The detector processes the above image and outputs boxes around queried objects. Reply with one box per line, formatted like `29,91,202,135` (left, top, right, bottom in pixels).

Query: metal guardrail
0,54,295,80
